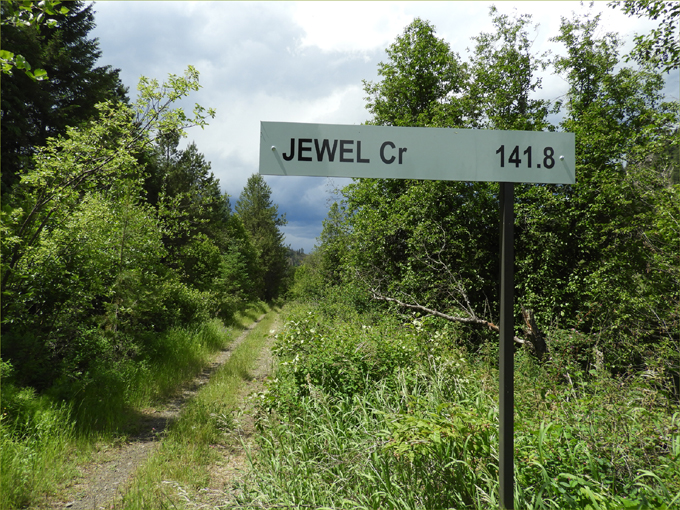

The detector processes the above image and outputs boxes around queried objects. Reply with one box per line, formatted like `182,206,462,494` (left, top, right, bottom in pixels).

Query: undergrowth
0,301,269,510
242,302,680,509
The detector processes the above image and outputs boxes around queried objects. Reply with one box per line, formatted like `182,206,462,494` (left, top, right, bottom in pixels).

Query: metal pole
499,181,514,509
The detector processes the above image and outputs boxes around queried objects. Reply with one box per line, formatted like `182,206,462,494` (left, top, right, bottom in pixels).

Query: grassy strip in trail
0,301,270,510
116,305,280,509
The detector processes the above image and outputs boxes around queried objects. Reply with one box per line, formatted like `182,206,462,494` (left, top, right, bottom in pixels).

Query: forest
1,2,292,506
1,1,679,509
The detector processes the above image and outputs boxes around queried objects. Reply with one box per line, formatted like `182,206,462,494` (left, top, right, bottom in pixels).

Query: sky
88,1,679,253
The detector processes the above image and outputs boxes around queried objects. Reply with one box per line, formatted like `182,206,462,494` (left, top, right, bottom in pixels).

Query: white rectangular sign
259,121,575,184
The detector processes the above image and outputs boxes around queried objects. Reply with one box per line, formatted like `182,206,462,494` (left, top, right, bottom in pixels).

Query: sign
259,119,577,510
259,121,575,184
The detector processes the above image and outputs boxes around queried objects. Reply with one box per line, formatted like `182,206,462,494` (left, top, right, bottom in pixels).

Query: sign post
499,181,515,509
260,121,575,509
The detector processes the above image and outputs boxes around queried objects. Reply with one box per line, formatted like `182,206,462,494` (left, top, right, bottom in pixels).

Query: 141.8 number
496,145,555,169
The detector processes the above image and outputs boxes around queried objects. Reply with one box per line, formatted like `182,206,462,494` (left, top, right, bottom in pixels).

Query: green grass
239,303,680,510
117,305,280,509
0,301,270,510
245,354,500,509
0,385,79,509
4,299,678,509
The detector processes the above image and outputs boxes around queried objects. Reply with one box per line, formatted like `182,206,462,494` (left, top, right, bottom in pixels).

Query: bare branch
369,288,527,345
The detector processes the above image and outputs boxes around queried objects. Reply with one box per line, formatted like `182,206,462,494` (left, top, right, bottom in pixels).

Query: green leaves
383,403,493,465
0,49,48,81
527,7,680,359
2,2,128,195
342,177,500,325
344,10,560,336
251,301,679,509
468,6,555,131
313,5,680,374
2,101,139,301
2,0,69,28
610,0,680,72
135,65,216,141
363,18,468,128
0,65,229,394
0,0,70,80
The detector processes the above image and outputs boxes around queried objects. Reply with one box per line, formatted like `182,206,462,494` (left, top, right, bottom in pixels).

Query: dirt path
59,313,277,510
172,317,279,509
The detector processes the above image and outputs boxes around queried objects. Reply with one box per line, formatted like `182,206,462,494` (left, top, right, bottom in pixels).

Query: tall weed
1,381,77,509
245,303,680,509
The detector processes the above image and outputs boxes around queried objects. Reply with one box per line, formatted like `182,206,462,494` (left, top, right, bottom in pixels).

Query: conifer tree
1,1,127,195
236,174,289,300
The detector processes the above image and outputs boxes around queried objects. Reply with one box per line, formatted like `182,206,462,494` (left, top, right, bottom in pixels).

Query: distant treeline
287,247,308,267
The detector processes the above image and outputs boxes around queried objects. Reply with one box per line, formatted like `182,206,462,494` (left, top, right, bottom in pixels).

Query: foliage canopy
308,7,679,376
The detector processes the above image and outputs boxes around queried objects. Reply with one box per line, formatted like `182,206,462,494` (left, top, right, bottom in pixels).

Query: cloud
93,1,378,99
280,220,321,253
89,1,678,253
291,1,413,53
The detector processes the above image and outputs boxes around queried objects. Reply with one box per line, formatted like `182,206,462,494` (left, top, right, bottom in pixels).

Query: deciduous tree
1,67,217,389
343,12,553,334
323,7,679,369
609,0,680,72
363,18,469,128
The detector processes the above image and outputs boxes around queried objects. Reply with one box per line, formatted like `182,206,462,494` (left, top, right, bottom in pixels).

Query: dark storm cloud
269,176,351,253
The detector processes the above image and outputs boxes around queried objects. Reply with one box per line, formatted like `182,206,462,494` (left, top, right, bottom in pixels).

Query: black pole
499,181,514,509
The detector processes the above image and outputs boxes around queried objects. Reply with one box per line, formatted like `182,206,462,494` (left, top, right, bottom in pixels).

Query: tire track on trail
176,314,280,509
61,313,270,510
